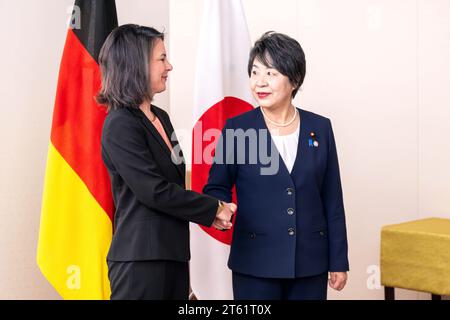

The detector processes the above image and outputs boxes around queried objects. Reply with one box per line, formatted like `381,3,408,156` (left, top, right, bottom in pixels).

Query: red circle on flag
191,96,254,245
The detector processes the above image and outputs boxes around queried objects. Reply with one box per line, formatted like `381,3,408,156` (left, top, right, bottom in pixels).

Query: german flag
37,0,117,299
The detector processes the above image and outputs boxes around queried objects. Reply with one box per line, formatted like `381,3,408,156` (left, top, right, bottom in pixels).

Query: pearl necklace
260,106,298,127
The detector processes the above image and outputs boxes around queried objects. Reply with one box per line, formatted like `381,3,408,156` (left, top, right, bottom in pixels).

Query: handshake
213,201,237,230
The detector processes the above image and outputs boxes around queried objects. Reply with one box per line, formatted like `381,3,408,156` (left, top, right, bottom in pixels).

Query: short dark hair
96,24,164,111
248,31,306,98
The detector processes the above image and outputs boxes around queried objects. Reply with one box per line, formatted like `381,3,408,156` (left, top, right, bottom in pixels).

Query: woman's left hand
328,272,347,291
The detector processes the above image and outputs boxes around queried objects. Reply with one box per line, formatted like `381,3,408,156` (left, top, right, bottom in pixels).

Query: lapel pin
309,132,319,147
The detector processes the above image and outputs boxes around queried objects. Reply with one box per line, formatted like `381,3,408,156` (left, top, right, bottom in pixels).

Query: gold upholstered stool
380,217,450,300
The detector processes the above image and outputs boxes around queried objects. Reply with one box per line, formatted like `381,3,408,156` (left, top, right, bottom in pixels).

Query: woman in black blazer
97,24,236,300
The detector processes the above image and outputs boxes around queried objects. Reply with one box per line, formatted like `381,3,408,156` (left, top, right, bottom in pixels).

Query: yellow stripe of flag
37,143,112,299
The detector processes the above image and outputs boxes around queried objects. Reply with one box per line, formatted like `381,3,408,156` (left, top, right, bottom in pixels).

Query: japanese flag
190,0,254,299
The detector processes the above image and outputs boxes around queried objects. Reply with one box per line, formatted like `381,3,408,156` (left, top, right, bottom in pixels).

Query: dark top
204,107,349,278
102,105,218,262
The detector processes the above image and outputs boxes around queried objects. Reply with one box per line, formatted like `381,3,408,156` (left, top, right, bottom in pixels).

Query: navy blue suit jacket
203,107,349,278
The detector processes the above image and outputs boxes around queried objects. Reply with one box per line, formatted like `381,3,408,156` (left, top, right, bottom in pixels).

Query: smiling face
149,38,173,96
250,57,295,109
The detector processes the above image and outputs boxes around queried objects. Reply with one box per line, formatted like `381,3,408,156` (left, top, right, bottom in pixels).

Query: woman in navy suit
204,32,349,300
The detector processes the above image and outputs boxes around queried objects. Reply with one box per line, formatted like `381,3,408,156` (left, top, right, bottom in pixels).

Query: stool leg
431,294,441,300
385,286,395,300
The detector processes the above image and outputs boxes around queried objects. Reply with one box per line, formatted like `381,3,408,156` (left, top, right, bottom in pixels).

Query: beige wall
0,0,449,299
169,0,450,300
0,0,169,299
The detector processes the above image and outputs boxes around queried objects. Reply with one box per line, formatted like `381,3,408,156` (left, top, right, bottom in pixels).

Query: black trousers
108,260,189,300
232,271,328,300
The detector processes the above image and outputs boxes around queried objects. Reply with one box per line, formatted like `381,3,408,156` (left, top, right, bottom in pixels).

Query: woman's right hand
213,202,236,230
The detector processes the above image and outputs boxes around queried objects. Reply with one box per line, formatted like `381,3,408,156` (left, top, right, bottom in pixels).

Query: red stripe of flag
50,29,113,220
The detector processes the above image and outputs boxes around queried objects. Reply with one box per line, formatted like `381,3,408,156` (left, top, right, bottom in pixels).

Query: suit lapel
151,106,186,179
289,108,307,178
130,107,185,181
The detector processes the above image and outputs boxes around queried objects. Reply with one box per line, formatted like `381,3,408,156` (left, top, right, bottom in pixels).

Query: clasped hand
213,202,236,230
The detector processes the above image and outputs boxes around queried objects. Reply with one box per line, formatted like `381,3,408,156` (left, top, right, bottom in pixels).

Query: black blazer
101,105,218,262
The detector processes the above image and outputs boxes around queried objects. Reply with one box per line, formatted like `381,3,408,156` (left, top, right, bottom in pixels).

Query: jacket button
250,232,256,239
287,208,294,215
319,231,325,236
286,188,294,195
288,228,295,236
